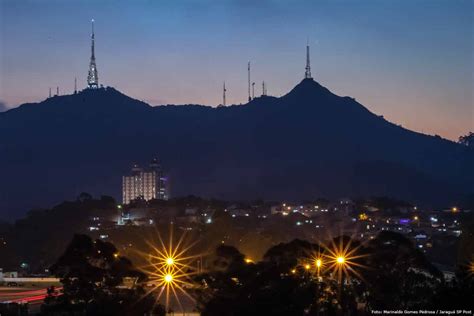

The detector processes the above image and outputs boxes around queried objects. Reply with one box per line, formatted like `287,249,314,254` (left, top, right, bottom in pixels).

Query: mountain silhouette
0,79,472,219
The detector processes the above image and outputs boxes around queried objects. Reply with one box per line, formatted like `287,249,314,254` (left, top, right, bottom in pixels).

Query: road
0,285,61,314
0,286,199,315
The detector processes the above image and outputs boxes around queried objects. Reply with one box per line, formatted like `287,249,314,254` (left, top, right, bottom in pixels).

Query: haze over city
1,0,472,141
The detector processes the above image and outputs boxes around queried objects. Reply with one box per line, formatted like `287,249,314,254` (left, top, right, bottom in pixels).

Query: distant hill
0,78,472,219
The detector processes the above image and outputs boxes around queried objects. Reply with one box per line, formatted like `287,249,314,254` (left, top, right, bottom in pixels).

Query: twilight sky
0,0,472,140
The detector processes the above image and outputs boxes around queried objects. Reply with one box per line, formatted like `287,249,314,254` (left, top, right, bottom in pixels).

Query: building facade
122,159,168,204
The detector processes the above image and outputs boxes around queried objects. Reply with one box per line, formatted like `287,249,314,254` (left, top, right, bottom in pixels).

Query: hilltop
0,79,472,219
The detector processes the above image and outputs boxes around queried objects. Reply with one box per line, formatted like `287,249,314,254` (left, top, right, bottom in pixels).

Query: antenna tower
223,81,227,106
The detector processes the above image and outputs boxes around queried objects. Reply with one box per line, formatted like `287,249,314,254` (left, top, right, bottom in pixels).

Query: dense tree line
193,232,473,315
36,228,473,315
0,194,117,272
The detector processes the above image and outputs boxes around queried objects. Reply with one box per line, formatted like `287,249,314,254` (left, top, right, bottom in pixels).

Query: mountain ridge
0,79,472,219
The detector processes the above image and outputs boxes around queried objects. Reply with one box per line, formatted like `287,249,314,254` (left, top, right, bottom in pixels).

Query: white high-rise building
122,159,168,204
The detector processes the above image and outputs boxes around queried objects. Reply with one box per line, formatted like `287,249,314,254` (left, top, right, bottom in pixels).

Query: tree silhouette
429,263,474,309
40,234,165,316
193,232,474,315
458,131,474,148
195,244,319,316
361,231,442,310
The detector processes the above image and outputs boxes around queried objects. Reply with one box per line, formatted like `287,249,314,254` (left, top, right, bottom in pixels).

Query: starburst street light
166,257,175,266
323,236,367,283
164,273,173,283
313,257,324,279
138,224,202,312
315,258,322,268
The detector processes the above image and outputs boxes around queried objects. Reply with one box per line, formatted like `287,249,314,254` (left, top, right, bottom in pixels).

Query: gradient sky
1,0,472,140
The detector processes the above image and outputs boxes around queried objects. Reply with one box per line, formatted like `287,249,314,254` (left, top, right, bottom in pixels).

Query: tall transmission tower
223,81,227,106
87,19,99,89
262,81,267,96
248,61,251,102
74,77,77,94
305,42,312,79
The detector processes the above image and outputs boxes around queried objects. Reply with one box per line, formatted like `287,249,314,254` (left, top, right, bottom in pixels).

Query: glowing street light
164,273,173,283
304,264,311,270
166,257,175,266
139,224,201,312
323,237,367,282
315,258,322,268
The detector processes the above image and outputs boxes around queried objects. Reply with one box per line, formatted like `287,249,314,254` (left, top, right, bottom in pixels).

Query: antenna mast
305,41,312,79
248,62,251,102
74,77,77,94
223,81,226,106
87,19,99,88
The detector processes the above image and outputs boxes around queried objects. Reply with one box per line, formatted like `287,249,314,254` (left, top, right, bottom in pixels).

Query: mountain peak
284,78,333,100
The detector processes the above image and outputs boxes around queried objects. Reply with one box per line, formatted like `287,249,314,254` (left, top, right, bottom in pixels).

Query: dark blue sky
1,0,472,140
